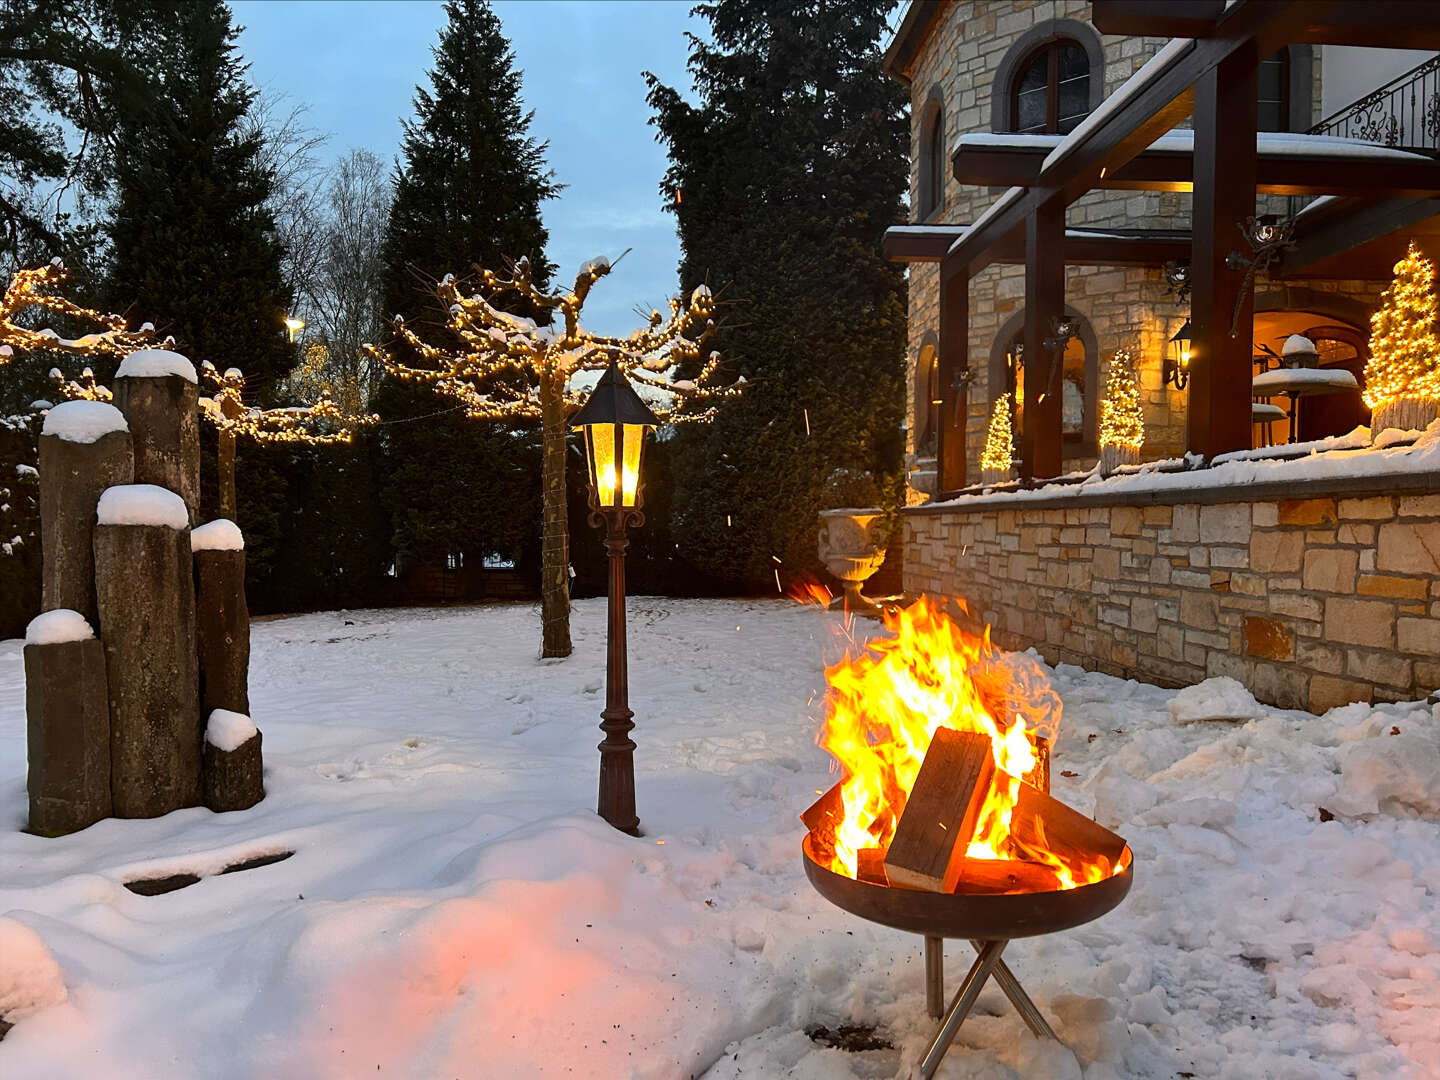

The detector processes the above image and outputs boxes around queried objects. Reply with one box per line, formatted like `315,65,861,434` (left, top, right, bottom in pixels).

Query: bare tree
246,90,329,313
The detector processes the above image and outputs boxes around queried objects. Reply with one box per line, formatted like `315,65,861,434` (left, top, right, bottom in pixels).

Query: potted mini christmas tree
1098,349,1144,476
1364,240,1440,437
980,393,1014,485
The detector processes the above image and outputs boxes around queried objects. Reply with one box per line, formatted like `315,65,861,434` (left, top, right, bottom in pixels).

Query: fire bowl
802,833,1133,940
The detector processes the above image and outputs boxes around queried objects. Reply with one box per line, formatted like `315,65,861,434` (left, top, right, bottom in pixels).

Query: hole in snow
220,850,294,875
123,872,201,896
804,1024,894,1052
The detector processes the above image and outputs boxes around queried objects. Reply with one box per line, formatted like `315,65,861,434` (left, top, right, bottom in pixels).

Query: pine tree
1098,349,1143,474
646,0,908,590
103,1,293,398
1364,240,1440,435
980,394,1014,481
376,0,566,653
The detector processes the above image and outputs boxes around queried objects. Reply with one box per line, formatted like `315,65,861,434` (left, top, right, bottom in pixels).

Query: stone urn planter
817,508,889,611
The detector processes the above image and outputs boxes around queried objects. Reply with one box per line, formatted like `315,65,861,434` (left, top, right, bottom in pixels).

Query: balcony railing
1309,54,1440,152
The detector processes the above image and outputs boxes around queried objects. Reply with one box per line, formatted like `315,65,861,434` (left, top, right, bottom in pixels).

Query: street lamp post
570,362,661,836
284,316,305,343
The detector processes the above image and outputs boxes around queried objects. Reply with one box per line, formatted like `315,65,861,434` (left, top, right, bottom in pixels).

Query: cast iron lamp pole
570,362,661,836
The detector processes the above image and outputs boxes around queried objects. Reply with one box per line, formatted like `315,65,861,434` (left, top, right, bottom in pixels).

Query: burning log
1012,782,1128,874
884,729,995,893
856,847,889,886
947,858,1065,895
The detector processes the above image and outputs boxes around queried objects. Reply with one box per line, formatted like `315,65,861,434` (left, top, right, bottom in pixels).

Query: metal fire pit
802,834,1134,1078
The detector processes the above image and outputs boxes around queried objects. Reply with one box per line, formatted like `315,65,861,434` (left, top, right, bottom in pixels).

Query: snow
115,348,197,384
0,917,68,1021
95,484,189,530
206,709,258,752
39,400,128,444
1167,676,1264,724
579,256,611,276
1283,334,1317,357
933,419,1440,511
1,598,1439,1077
191,518,244,552
24,610,95,647
946,186,1026,257
1252,367,1360,392
954,130,1433,165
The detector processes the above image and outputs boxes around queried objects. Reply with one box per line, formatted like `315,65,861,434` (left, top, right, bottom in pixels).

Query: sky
230,0,702,337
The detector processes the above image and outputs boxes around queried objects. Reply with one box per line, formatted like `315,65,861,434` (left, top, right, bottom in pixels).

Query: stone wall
903,478,1440,713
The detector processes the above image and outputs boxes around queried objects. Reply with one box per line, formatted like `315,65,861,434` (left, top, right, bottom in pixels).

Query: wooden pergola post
1188,42,1259,459
1022,203,1064,481
937,271,970,491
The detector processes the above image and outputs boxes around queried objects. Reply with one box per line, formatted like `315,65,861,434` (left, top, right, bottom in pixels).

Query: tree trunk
218,430,237,520
539,372,572,658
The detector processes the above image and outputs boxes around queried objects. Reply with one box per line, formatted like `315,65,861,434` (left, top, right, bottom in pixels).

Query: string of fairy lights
366,255,743,424
1098,347,1145,454
197,363,378,446
1364,240,1440,411
0,261,154,364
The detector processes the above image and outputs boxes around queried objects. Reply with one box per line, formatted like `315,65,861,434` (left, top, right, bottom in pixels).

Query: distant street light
570,361,660,835
284,316,305,342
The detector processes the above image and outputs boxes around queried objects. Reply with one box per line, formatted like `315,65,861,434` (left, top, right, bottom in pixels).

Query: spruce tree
646,0,908,590
1364,240,1440,434
377,0,562,652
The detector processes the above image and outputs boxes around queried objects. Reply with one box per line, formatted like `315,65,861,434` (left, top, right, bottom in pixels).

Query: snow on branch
367,256,741,423
0,262,155,363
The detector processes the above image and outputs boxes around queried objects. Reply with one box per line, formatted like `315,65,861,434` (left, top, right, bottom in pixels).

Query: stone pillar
113,349,200,523
202,710,264,812
37,401,133,628
193,519,249,718
94,484,200,816
24,610,111,835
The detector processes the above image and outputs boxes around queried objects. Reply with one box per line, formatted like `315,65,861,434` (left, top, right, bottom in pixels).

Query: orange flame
786,575,833,610
815,596,1111,891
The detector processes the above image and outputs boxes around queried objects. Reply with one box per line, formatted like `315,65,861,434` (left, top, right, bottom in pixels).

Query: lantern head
570,362,661,509
1166,319,1192,390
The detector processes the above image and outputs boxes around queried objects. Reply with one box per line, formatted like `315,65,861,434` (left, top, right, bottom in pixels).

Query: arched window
988,310,1099,457
915,343,941,456
1011,40,1091,134
918,89,945,219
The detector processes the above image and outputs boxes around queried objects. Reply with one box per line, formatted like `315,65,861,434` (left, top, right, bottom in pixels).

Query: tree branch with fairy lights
0,260,155,366
365,253,742,658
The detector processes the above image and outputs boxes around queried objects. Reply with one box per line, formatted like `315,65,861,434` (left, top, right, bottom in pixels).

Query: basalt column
37,401,134,627
24,610,111,835
192,519,250,719
113,349,200,523
94,484,200,816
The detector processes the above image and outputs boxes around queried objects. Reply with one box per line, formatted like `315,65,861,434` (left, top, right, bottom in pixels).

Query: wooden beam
1189,42,1259,461
886,225,1189,267
883,227,961,262
953,143,1440,199
1022,204,1064,481
1282,198,1440,277
1092,0,1225,37
937,272,969,491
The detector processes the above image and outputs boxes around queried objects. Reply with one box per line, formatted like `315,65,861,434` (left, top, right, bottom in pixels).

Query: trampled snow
95,484,189,530
0,599,1437,1078
39,400,128,444
206,709,257,752
23,610,94,647
191,518,244,552
115,348,198,384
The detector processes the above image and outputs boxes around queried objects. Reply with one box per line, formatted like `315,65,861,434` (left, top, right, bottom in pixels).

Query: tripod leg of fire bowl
920,939,1007,1080
969,940,1059,1040
924,936,944,1019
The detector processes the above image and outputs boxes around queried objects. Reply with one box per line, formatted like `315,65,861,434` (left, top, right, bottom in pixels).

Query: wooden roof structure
886,0,1440,494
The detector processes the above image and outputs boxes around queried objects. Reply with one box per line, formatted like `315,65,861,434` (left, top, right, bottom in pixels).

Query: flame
786,575,834,609
814,595,1112,891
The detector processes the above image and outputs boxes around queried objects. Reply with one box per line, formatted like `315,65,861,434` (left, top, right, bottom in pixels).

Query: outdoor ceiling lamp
1166,319,1192,390
571,361,660,510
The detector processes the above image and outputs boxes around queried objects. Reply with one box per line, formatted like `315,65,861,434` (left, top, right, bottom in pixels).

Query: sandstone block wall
904,480,1440,713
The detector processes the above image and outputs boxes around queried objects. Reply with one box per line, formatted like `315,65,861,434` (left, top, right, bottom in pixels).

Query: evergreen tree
1365,240,1440,434
377,0,562,649
103,1,293,397
646,0,908,590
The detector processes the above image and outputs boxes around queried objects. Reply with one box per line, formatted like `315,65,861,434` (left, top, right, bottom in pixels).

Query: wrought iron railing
1308,53,1440,151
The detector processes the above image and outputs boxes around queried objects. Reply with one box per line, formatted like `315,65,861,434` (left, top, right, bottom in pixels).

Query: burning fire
813,596,1116,891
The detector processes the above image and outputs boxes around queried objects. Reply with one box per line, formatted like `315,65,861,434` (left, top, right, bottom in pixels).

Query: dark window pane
1019,53,1048,94
1057,43,1088,81
1257,52,1288,132
1016,87,1048,133
1257,101,1285,133
1058,75,1088,128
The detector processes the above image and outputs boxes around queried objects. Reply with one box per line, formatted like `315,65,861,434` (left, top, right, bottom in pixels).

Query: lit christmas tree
1364,240,1440,435
980,393,1014,483
1098,348,1144,475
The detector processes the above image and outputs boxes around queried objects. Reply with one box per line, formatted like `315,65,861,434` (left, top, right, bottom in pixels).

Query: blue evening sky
230,0,703,337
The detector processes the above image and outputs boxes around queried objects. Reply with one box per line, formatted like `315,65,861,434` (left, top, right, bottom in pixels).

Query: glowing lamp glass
584,422,650,508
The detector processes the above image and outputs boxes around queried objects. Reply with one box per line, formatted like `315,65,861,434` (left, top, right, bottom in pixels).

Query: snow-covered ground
1,598,1437,1079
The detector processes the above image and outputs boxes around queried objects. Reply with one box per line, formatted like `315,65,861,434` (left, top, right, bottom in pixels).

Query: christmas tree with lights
1364,240,1440,435
1098,348,1144,475
980,393,1014,483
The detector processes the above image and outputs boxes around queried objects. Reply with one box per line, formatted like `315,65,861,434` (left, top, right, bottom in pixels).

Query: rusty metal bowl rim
802,833,1135,940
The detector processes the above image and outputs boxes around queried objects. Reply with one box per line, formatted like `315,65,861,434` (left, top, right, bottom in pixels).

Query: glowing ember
813,596,1116,891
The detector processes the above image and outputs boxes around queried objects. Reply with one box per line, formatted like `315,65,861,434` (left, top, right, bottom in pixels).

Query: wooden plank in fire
856,847,889,886
1012,781,1128,872
801,781,845,836
883,728,995,893
948,857,1065,894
